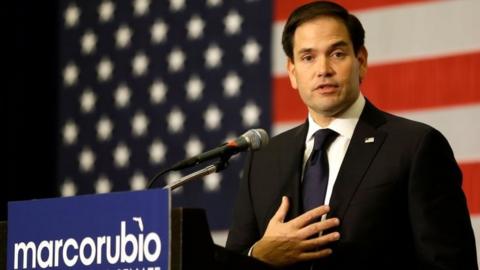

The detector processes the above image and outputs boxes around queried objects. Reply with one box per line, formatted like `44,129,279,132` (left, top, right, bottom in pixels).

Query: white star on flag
116,25,133,49
98,1,115,22
224,10,243,35
241,101,261,127
149,139,167,164
167,107,186,134
205,43,223,69
186,75,204,101
185,136,204,158
95,175,112,194
60,178,77,197
131,111,149,137
187,15,205,40
81,30,97,55
79,147,95,172
114,83,132,108
150,80,167,104
132,52,149,77
64,4,80,28
242,38,262,64
130,171,147,190
223,71,242,97
96,116,113,141
80,88,97,113
63,120,78,145
169,0,185,12
133,0,150,16
204,104,223,130
204,173,222,192
63,62,79,86
113,143,130,168
97,57,114,81
167,47,186,73
151,20,168,44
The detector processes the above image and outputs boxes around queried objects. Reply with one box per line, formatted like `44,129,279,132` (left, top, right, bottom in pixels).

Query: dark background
6,1,59,221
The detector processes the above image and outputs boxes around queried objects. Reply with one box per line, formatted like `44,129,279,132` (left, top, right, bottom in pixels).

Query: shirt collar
306,94,365,142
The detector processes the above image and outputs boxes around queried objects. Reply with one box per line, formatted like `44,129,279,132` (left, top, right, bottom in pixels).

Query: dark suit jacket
226,101,477,269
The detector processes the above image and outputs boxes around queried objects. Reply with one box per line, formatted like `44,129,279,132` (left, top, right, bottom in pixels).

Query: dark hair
281,1,365,60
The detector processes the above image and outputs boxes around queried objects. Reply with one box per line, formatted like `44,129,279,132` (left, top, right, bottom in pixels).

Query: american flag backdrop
58,0,271,232
58,0,479,260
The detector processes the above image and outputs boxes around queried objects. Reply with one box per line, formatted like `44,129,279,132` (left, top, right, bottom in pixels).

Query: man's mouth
314,83,339,93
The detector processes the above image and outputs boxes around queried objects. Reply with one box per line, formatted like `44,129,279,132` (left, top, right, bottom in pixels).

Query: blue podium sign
7,189,170,270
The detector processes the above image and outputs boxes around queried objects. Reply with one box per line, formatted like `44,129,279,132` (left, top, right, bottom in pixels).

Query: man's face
287,16,367,121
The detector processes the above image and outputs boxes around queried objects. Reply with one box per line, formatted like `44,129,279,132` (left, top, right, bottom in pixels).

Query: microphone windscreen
243,129,269,150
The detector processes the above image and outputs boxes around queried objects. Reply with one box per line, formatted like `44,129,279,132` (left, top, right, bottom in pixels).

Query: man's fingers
296,218,340,239
290,205,330,228
300,232,341,251
297,248,333,262
271,196,290,222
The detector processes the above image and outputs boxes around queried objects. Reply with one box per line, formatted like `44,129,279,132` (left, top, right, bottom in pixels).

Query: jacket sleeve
225,151,261,255
408,128,478,269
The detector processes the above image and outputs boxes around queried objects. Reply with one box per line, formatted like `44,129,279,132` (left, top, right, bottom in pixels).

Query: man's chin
313,95,359,117
310,102,344,117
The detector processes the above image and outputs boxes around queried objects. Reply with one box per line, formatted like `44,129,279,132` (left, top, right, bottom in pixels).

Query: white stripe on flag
272,0,480,76
397,103,480,163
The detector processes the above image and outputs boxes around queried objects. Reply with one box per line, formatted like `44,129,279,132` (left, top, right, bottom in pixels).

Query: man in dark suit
226,1,478,269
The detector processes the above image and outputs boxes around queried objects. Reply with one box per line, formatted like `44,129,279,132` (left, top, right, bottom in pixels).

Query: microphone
169,128,269,171
146,129,269,189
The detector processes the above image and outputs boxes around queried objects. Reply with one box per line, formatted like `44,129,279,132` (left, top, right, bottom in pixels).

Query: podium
2,190,271,270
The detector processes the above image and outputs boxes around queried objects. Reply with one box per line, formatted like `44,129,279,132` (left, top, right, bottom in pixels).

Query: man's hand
251,196,340,267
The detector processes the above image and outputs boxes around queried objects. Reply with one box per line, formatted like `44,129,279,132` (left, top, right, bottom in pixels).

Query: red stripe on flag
274,0,436,21
461,162,480,214
363,51,480,112
273,51,480,122
272,76,306,122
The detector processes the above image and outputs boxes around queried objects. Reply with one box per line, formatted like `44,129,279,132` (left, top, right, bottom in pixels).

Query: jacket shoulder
262,123,308,152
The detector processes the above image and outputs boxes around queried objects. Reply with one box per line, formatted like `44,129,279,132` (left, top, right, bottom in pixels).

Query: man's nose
316,57,334,77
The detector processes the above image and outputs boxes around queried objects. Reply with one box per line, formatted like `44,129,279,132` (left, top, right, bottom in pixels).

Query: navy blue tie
302,129,338,212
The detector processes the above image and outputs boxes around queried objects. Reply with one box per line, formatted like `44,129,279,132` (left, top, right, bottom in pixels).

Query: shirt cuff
247,244,255,256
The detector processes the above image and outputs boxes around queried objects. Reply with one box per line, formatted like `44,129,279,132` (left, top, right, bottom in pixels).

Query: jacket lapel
328,101,387,221
275,122,309,221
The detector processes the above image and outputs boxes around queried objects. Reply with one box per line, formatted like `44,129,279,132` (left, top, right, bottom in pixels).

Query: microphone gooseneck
146,128,269,189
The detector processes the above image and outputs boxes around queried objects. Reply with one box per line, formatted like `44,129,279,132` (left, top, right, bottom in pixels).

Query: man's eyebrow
296,41,350,55
297,48,315,55
330,40,349,49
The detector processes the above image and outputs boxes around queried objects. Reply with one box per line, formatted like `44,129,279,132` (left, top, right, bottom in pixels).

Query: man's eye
302,55,314,61
332,51,346,58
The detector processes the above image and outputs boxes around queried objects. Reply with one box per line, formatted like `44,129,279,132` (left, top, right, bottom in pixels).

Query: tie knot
312,129,338,151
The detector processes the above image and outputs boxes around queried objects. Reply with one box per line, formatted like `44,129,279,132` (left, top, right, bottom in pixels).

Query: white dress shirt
303,94,365,206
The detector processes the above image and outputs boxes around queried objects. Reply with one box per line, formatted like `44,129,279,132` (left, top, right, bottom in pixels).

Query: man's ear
357,46,368,83
287,58,298,90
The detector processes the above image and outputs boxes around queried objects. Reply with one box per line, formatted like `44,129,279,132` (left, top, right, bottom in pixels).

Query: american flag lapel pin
364,137,375,143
